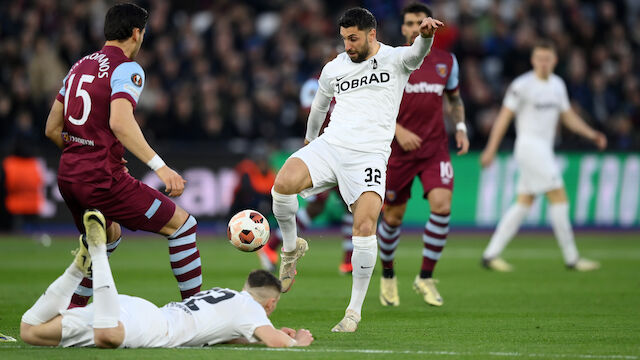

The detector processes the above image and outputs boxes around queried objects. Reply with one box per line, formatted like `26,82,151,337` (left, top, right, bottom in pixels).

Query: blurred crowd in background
1,0,639,155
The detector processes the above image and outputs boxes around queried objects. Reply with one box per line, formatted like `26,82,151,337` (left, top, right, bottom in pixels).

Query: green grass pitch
0,232,639,359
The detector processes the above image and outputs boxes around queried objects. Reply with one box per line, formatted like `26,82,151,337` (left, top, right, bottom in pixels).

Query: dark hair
402,2,433,19
104,3,149,41
533,40,557,53
247,269,282,293
338,7,376,31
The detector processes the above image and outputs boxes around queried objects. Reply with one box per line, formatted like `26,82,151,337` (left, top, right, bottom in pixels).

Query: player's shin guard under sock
69,237,121,308
377,219,400,278
549,202,579,265
347,235,377,315
342,213,354,264
88,246,119,329
271,188,299,252
22,263,84,325
421,212,450,278
168,215,202,299
482,203,529,260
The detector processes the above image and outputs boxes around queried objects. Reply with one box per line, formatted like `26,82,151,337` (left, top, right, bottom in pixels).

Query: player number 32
64,73,95,126
365,168,382,185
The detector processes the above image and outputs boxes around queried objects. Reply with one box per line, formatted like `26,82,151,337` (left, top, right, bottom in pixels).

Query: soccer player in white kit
20,210,314,348
270,7,442,332
480,41,607,272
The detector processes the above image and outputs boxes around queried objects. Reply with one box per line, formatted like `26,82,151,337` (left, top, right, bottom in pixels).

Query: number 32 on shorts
365,167,382,186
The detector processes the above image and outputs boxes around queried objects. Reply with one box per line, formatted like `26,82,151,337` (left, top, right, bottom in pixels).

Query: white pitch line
196,346,639,359
2,344,637,359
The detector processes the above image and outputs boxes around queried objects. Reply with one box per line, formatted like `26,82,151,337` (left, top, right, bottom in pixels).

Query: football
227,210,270,252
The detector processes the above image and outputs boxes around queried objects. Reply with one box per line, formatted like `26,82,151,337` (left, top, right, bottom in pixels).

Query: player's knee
353,218,376,236
383,211,403,227
106,223,121,243
430,199,451,215
273,175,297,195
94,328,123,349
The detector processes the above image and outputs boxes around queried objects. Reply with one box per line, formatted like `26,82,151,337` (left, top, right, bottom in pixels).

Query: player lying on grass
20,210,314,348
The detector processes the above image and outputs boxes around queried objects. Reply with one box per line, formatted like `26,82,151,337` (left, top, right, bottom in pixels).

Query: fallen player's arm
44,100,65,149
560,109,607,150
253,325,314,347
226,338,250,344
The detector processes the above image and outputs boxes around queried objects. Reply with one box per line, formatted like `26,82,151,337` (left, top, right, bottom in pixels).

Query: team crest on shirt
62,132,70,143
131,73,143,87
436,64,448,78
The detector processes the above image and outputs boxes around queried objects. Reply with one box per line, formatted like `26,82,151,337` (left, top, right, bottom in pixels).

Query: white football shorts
59,294,169,348
514,139,564,195
291,137,387,212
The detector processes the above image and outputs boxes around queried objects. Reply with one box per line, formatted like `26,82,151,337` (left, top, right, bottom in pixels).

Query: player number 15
64,73,95,126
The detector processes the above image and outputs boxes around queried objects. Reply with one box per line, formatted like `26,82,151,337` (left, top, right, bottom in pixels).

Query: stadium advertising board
32,152,640,228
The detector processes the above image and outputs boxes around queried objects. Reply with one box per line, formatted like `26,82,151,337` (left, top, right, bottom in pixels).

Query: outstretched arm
560,109,607,150
480,106,515,167
253,325,314,347
401,17,443,70
44,100,65,149
109,98,186,196
445,89,469,155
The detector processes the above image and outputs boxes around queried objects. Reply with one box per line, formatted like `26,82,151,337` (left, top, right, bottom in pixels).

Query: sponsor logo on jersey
335,72,390,94
436,63,448,78
61,132,95,146
404,82,445,95
534,102,559,110
131,73,143,87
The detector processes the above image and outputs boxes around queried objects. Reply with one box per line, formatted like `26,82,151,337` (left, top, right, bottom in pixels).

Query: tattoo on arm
447,92,465,126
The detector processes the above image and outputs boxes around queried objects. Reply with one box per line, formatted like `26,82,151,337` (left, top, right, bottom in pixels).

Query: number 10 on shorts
440,161,453,179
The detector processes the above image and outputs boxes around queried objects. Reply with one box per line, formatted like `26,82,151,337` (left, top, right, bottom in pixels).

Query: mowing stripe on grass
209,347,638,359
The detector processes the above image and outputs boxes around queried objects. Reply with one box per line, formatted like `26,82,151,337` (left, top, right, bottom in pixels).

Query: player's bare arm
109,98,186,197
44,100,65,149
480,106,515,167
560,109,607,150
253,325,314,347
395,123,422,151
445,89,469,155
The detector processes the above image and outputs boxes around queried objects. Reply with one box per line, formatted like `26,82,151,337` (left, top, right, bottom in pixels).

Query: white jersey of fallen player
315,42,426,158
161,288,272,347
503,71,571,150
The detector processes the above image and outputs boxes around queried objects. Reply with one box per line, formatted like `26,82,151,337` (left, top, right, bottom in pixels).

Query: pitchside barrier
11,151,640,228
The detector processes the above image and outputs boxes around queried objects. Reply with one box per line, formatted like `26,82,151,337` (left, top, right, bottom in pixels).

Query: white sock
483,203,529,260
346,235,377,315
272,188,299,252
549,202,579,265
89,244,120,329
22,263,84,325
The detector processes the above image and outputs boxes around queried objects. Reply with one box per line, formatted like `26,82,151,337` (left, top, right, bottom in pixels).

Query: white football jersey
503,71,571,149
316,42,425,157
160,288,272,347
